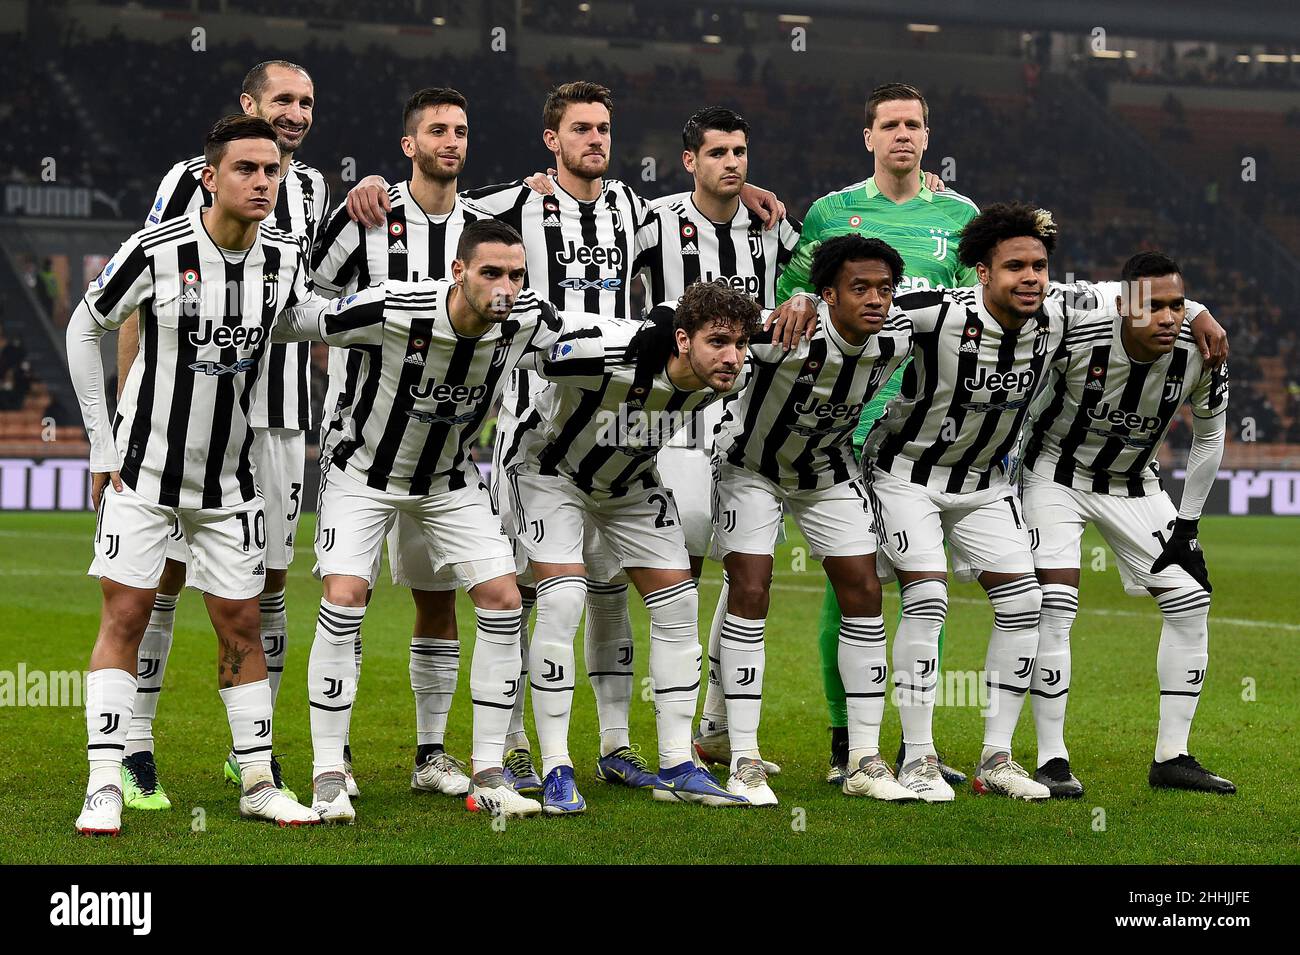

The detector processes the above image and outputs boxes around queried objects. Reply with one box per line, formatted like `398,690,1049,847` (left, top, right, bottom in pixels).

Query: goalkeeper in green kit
772,83,978,785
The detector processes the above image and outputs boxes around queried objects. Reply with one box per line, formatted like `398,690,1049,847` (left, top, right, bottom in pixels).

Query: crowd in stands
3,20,1297,462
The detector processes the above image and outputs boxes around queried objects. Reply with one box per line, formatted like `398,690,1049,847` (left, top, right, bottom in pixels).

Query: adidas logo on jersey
543,214,561,228
252,561,265,576
1085,378,1105,391
404,352,426,367
181,286,202,305
959,338,980,354
389,239,407,253
681,244,699,255
796,373,817,385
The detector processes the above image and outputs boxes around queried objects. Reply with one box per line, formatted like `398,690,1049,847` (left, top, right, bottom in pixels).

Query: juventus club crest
1163,374,1184,402
930,227,950,260
263,271,278,309
748,230,763,260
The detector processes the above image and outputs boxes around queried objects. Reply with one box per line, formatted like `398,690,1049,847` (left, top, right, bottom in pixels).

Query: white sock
720,611,765,767
220,678,274,788
469,606,523,770
700,573,729,733
529,576,585,775
258,589,287,710
1154,588,1212,762
308,599,366,775
86,668,136,794
585,579,634,756
982,576,1042,761
505,593,535,752
1032,583,1077,766
126,593,176,757
839,614,887,764
645,580,701,770
894,580,947,763
410,637,459,745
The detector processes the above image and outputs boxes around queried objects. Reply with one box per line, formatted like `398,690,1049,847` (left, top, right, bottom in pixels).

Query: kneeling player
294,220,585,822
1019,251,1234,796
710,235,917,804
66,116,324,833
507,282,775,812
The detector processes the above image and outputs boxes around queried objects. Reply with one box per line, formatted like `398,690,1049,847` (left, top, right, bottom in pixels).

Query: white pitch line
699,576,1300,633
4,564,1296,633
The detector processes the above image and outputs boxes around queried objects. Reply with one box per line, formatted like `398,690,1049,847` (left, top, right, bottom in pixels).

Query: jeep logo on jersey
190,321,266,350
965,367,1036,393
792,396,865,421
1087,402,1161,434
555,241,623,269
410,378,488,403
704,272,761,296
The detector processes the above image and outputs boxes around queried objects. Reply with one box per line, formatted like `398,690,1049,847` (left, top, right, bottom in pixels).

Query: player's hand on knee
91,470,122,512
1150,517,1212,593
346,175,391,228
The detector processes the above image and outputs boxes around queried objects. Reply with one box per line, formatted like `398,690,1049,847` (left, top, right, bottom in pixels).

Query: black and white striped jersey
310,183,490,445
148,154,330,431
866,284,1070,494
716,302,911,490
637,192,800,308
462,175,658,317
514,307,730,499
73,209,315,508
313,278,571,495
1020,287,1224,497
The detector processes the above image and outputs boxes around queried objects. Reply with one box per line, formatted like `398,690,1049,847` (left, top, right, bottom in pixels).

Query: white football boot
241,779,322,827
75,784,124,836
467,772,542,818
694,724,782,775
897,754,956,803
726,756,778,806
412,751,472,796
343,746,360,799
308,770,356,824
843,755,920,802
973,752,1051,800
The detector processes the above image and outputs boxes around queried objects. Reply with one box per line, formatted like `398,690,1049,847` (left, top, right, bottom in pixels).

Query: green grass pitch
0,512,1296,864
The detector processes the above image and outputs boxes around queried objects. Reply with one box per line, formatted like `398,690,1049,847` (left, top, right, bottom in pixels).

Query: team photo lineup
65,55,1247,838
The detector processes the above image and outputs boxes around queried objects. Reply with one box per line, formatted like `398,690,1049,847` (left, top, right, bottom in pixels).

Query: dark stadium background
2,0,1298,515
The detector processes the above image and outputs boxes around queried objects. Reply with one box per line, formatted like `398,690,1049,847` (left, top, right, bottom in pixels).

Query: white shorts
1021,469,1197,596
163,427,305,569
868,467,1034,582
711,460,876,561
385,512,458,592
314,465,514,591
657,446,713,558
90,484,267,600
507,465,690,573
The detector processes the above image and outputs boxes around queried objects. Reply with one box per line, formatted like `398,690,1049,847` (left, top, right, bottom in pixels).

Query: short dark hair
675,280,762,340
809,235,905,294
957,201,1058,268
682,106,750,152
1121,250,1181,283
204,114,278,168
241,60,312,102
543,81,614,131
865,82,928,128
455,218,524,264
403,87,468,136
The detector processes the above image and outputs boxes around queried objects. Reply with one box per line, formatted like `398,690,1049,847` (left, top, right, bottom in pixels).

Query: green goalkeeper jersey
775,174,980,449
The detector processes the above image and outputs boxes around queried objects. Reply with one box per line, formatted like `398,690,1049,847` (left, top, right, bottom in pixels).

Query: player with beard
113,61,329,810
312,87,490,800
343,82,789,796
